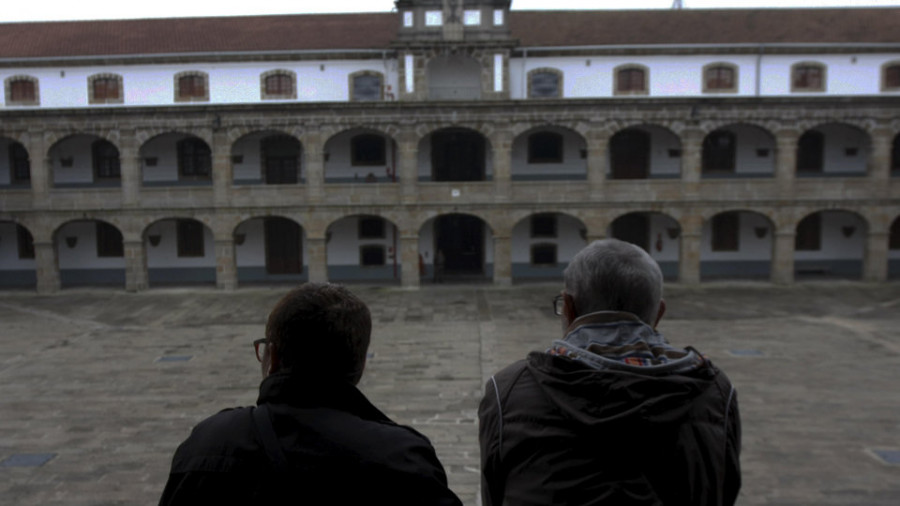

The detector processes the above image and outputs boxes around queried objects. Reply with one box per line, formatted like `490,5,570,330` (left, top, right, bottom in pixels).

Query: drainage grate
872,449,900,465
728,349,765,357
156,355,193,363
0,453,56,467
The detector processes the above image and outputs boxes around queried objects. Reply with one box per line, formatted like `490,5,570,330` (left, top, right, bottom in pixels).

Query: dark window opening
431,130,485,182
884,65,900,89
530,214,557,238
353,74,382,101
17,224,35,259
610,130,650,179
92,140,121,179
702,131,737,173
359,217,386,239
891,135,900,172
177,138,212,178
351,135,386,166
10,79,36,102
711,212,740,252
797,131,824,173
264,218,302,274
178,75,206,99
531,244,557,266
261,135,300,184
177,220,205,257
361,245,386,266
617,68,645,93
705,65,735,90
795,214,822,251
92,77,120,100
528,132,563,163
10,142,30,183
611,213,651,252
890,219,900,250
793,64,824,91
265,74,293,96
530,71,560,98
96,222,124,257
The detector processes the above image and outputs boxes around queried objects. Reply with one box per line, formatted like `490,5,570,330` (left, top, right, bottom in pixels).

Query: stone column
869,127,893,182
678,214,702,284
586,128,609,193
306,236,327,283
214,238,237,290
771,230,795,284
34,241,60,294
123,240,148,292
493,235,512,286
119,129,140,207
864,231,889,282
397,131,419,204
774,129,799,183
211,129,233,207
27,133,51,208
399,235,420,288
680,128,704,183
304,132,325,205
491,129,512,201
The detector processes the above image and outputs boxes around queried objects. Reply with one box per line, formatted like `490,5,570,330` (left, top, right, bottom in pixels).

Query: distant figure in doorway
160,282,462,506
434,248,446,283
479,239,741,506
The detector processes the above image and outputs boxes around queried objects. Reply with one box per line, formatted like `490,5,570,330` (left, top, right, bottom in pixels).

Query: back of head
266,282,371,385
563,239,663,325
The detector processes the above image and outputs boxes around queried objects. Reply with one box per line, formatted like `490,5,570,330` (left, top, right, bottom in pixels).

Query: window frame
881,61,900,92
791,62,826,93
176,137,212,180
260,70,297,100
614,65,649,96
174,71,209,102
702,130,737,174
530,243,558,266
349,71,384,102
527,68,563,99
91,139,121,180
5,75,39,106
703,63,738,94
88,73,124,104
96,222,124,258
711,212,740,252
176,219,205,258
9,141,31,184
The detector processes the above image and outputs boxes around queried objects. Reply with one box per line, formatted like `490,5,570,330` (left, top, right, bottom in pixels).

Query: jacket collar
257,369,392,424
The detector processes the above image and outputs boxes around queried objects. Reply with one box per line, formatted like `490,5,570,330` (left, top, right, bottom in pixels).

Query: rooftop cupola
394,0,512,42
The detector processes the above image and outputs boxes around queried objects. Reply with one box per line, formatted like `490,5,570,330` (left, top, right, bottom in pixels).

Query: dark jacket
479,312,741,506
161,370,462,506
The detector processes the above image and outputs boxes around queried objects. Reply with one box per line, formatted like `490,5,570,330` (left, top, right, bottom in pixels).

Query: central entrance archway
436,214,484,274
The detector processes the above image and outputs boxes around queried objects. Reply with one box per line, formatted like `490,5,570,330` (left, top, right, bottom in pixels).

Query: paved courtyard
1,281,899,505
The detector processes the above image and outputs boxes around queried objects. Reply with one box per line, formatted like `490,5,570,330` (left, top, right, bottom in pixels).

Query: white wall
140,133,194,183
511,127,587,178
817,124,869,174
326,216,397,265
49,135,99,185
144,220,215,267
510,214,586,263
701,212,773,260
324,130,396,181
794,211,866,260
56,221,125,269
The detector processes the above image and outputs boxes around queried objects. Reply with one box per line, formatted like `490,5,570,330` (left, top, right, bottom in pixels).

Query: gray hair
563,239,664,325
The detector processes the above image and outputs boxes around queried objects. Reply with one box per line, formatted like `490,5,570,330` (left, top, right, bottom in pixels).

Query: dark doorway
431,129,485,181
797,131,824,174
265,218,302,274
435,215,484,275
262,136,300,184
611,213,650,251
610,130,650,179
702,130,737,174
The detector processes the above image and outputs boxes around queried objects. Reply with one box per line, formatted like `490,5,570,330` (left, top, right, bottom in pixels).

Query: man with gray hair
479,239,741,506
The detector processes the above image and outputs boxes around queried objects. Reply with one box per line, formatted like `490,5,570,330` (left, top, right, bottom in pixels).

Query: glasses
253,338,268,363
552,295,564,316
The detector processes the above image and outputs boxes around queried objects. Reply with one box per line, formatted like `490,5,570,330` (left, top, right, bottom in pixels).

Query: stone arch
47,133,122,188
701,123,776,178
418,127,492,182
0,219,37,288
796,123,870,176
511,125,587,181
323,127,398,183
139,132,212,185
794,209,868,280
233,216,306,285
608,124,681,180
700,210,776,280
418,212,494,282
231,130,304,185
608,211,681,280
510,211,587,282
1,136,32,187
54,218,125,288
142,217,216,287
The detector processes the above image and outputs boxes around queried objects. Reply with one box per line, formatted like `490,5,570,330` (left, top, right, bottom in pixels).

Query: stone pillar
397,131,419,204
864,231,889,282
399,235,420,288
34,241,60,294
27,133,50,208
215,239,237,290
123,240,148,292
306,236,327,283
678,215,702,284
680,128,704,183
491,129,512,201
774,129,799,183
304,132,325,204
771,230,795,285
869,128,893,182
586,129,609,193
493,235,511,286
119,129,140,207
211,129,233,207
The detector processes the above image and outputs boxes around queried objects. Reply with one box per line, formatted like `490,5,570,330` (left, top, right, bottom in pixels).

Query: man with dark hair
161,282,461,506
479,239,741,506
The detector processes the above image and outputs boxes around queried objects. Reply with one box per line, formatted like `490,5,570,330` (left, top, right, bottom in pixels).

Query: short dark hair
265,283,371,384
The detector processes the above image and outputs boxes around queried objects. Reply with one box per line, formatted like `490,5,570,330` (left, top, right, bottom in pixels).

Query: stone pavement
1,282,899,505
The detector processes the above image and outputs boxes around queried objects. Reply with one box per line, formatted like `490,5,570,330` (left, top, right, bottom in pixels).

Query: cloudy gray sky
4,0,900,23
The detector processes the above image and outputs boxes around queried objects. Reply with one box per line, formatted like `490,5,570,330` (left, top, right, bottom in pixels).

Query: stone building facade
1,1,899,292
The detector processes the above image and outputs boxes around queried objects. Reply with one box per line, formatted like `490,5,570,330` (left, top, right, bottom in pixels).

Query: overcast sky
4,0,900,22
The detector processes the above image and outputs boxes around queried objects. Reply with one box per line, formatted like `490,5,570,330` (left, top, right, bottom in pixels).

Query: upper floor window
92,139,121,179
615,65,648,95
88,74,123,104
9,142,31,183
464,10,481,26
175,72,209,102
5,76,39,106
351,135,386,166
703,63,738,93
350,72,383,102
261,70,296,100
882,62,900,91
177,138,212,179
425,11,443,26
403,11,413,27
791,62,826,92
493,9,504,25
528,132,564,164
528,69,562,99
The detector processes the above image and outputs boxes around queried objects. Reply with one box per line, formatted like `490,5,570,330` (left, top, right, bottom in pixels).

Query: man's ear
563,293,578,326
653,299,666,330
267,344,282,376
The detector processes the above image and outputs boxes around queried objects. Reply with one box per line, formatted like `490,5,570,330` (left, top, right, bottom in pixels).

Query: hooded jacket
479,312,741,506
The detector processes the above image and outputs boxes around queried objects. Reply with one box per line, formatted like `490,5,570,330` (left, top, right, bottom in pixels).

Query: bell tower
393,1,514,101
